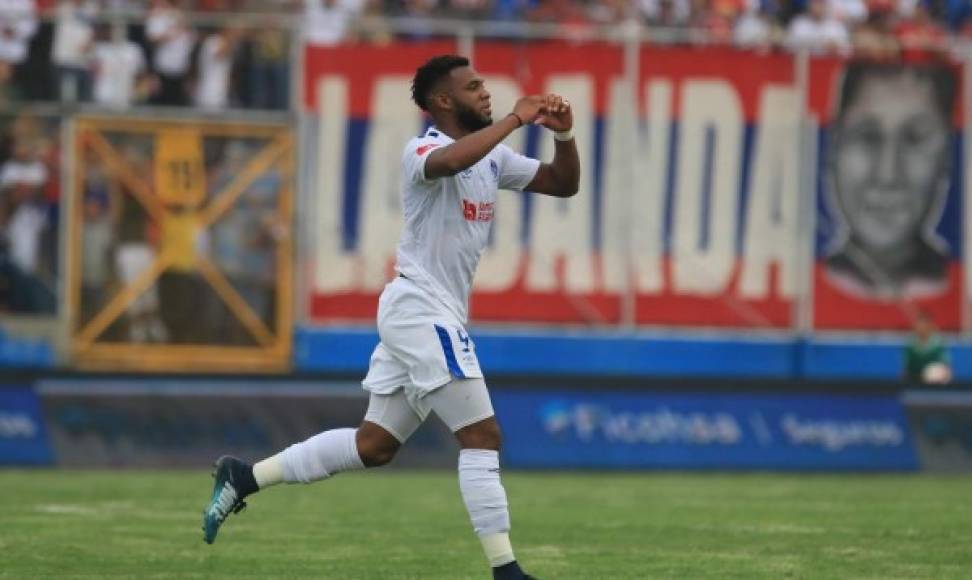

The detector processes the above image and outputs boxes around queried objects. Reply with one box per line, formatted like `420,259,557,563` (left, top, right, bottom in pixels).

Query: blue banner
493,389,917,471
0,386,53,465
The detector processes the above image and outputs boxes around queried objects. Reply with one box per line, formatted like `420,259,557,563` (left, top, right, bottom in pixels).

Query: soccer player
202,54,579,580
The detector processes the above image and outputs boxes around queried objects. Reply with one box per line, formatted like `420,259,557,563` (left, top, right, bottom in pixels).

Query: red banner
302,42,963,330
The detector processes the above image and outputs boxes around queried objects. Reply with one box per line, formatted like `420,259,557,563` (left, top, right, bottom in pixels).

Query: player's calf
424,381,536,579
201,427,373,544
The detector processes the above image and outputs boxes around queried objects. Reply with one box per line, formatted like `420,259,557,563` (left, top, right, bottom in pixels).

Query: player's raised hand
534,94,573,132
510,95,547,127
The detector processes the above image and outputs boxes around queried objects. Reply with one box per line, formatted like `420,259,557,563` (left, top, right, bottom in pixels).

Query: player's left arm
525,94,580,198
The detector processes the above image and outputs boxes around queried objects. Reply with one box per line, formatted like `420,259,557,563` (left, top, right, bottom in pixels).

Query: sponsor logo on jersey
462,199,495,222
416,143,438,156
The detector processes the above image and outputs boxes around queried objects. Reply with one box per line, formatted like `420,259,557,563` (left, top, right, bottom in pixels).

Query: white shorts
362,277,483,396
363,377,495,442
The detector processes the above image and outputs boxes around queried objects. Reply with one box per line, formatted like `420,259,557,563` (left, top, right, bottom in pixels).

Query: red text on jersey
462,199,494,222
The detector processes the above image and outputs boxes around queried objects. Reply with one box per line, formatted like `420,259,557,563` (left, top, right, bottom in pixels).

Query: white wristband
554,129,574,142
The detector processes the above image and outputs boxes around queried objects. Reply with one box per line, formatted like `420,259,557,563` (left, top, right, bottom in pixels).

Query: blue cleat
202,456,250,544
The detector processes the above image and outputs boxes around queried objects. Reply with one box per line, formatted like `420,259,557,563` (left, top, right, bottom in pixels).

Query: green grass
0,470,970,579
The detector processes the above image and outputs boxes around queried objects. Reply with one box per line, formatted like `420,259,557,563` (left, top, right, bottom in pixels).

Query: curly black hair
411,54,470,112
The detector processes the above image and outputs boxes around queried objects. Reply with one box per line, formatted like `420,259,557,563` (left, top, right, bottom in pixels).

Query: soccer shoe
202,455,249,544
492,561,537,580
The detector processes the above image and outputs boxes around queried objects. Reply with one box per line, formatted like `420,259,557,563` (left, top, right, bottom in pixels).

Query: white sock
252,454,285,489
459,449,515,567
480,533,515,568
279,428,365,484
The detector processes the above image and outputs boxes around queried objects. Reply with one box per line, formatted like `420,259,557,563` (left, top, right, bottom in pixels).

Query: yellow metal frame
69,116,294,373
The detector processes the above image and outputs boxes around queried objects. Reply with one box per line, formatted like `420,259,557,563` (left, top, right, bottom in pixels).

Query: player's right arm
423,96,546,179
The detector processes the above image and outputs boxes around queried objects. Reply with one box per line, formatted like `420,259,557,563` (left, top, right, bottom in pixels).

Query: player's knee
456,417,502,451
355,424,401,467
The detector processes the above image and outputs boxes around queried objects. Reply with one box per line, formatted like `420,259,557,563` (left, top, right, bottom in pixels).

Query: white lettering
671,80,742,295
313,77,355,293
358,77,417,290
525,75,595,293
739,86,800,299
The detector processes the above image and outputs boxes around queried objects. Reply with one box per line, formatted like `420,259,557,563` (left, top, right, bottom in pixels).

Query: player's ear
430,90,452,112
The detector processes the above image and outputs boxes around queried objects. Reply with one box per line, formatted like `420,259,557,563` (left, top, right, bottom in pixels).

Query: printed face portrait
832,66,950,253
826,63,956,295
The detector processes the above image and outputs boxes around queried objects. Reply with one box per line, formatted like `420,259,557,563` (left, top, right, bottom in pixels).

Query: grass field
1,470,970,579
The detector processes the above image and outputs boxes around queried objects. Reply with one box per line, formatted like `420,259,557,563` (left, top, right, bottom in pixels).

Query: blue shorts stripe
434,324,466,379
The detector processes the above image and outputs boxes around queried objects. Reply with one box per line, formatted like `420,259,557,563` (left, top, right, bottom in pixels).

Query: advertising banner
303,43,799,328
492,388,918,471
810,58,964,330
37,379,455,468
0,385,53,465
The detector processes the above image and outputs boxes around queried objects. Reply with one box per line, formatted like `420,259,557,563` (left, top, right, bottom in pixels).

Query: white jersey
396,126,540,323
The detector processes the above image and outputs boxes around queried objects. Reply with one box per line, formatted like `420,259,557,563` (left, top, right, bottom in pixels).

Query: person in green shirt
903,311,952,384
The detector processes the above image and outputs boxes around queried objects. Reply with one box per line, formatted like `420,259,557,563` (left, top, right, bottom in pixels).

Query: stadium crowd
0,0,968,108
0,0,966,319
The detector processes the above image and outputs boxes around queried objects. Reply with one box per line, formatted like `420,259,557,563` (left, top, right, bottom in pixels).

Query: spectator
639,0,692,27
734,4,777,48
247,23,290,109
207,143,279,343
828,0,868,24
192,25,242,109
896,0,947,60
0,0,38,74
51,0,95,103
445,0,494,19
785,0,851,54
0,59,19,103
112,145,167,343
303,0,365,46
903,310,952,384
490,0,533,19
0,141,49,290
527,0,593,39
146,0,196,105
691,0,743,44
527,0,590,24
852,6,898,58
589,0,633,24
91,21,152,108
80,191,112,325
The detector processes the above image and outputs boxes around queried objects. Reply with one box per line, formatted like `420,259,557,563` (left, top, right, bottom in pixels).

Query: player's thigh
423,377,497,440
362,389,425,445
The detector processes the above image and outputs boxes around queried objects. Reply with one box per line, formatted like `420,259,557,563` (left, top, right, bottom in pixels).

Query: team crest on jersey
462,199,494,222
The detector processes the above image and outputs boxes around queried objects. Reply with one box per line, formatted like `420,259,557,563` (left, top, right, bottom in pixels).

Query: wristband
554,128,574,142
507,112,524,127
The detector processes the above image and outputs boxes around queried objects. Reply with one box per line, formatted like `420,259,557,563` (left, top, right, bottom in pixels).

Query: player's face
833,72,948,252
448,66,492,132
914,317,933,339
